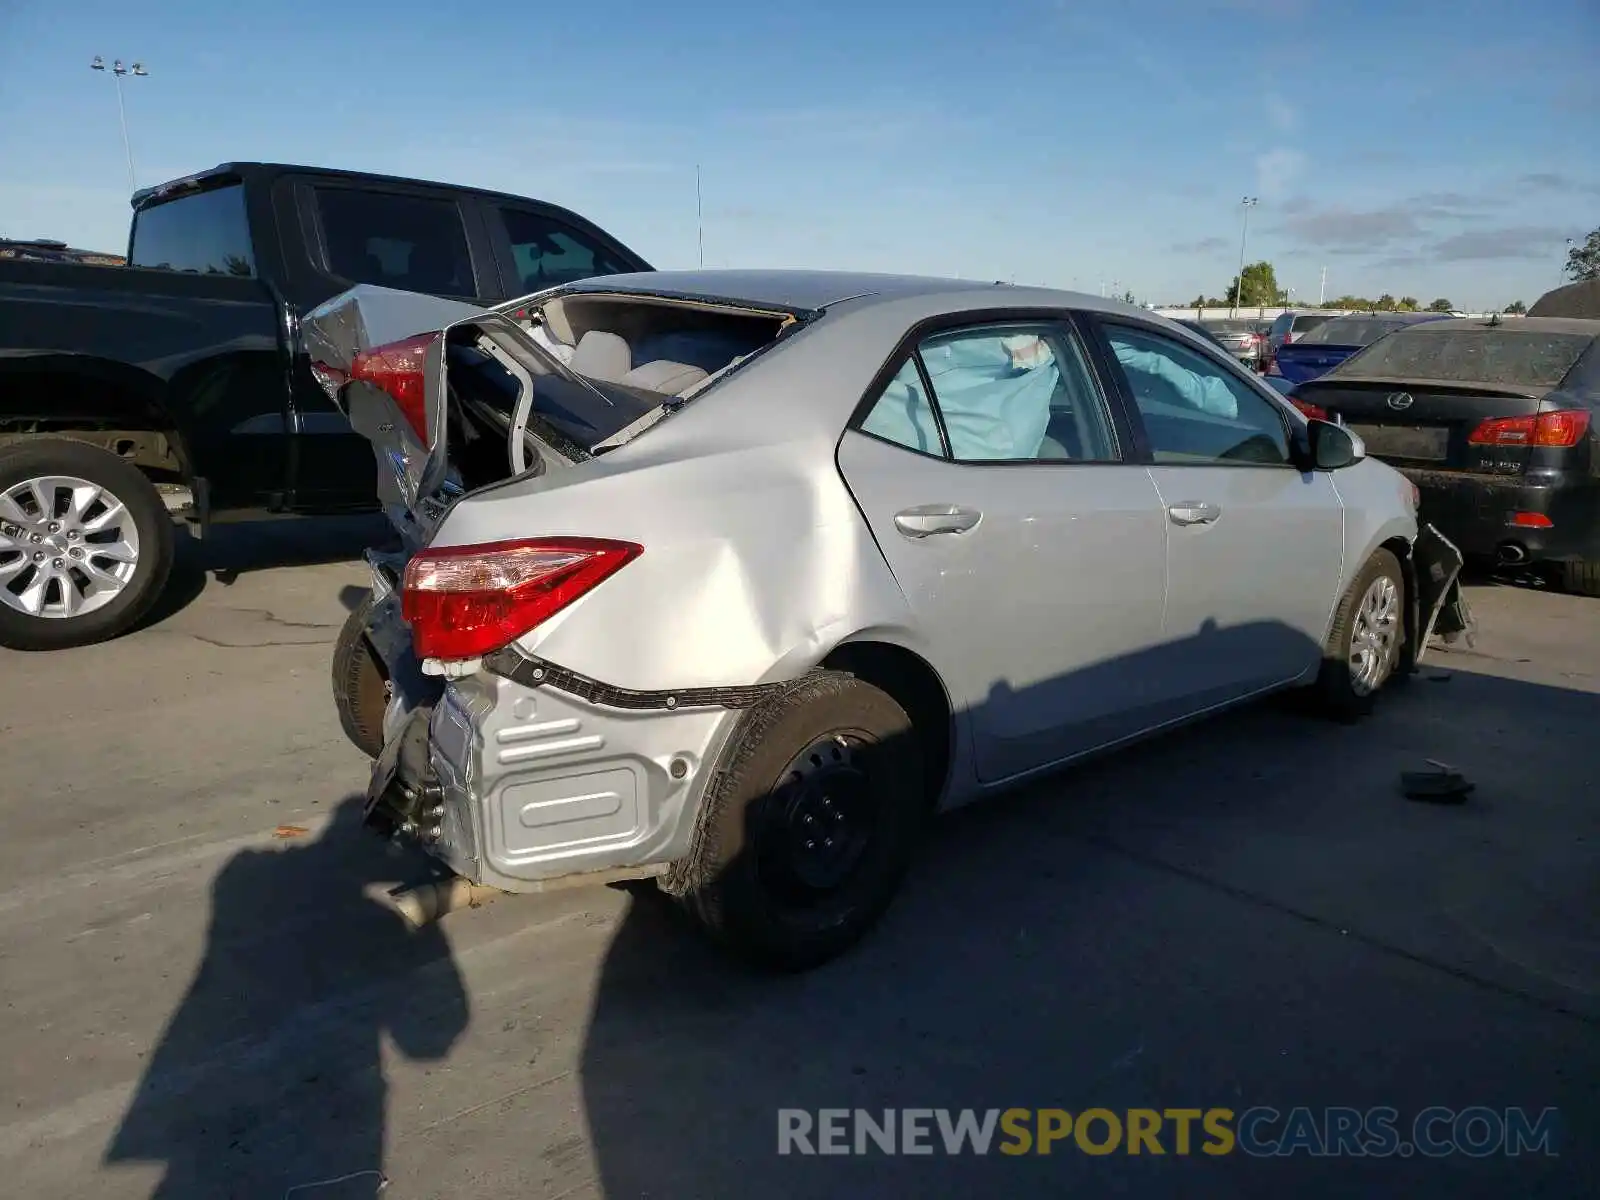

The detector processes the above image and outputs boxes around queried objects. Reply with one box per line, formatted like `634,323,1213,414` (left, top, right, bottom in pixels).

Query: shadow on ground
578,657,1599,1198
104,797,466,1199
137,515,392,630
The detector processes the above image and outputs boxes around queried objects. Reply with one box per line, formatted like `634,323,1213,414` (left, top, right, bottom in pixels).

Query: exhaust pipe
1496,542,1528,566
387,876,504,928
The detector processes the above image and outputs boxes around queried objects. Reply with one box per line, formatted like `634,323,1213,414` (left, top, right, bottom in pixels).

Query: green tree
1375,293,1397,311
1189,293,1208,309
1224,260,1279,307
1398,296,1420,311
1564,228,1600,282
1427,297,1454,312
1121,289,1136,304
1505,299,1527,314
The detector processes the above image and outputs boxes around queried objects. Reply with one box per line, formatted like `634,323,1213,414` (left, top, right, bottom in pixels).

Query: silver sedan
307,271,1469,970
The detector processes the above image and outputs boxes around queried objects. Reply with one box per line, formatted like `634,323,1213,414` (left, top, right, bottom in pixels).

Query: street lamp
90,56,148,194
1232,196,1258,318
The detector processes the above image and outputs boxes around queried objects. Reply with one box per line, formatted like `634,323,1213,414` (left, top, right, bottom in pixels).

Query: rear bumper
1399,468,1600,564
364,652,749,892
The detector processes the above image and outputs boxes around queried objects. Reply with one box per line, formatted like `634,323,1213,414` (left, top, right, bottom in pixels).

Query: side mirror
1307,418,1365,470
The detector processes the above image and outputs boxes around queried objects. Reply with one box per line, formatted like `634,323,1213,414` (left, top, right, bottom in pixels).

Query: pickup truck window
500,208,632,292
315,188,475,296
129,183,256,277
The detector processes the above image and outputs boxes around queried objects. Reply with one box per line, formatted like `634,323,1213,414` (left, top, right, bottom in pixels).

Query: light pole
1232,196,1257,318
1565,238,1576,286
90,56,148,194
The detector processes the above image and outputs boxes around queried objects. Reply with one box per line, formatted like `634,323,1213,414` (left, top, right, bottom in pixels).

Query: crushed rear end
303,280,808,892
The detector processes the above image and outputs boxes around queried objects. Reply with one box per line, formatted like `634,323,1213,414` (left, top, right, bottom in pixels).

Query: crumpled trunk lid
303,284,490,532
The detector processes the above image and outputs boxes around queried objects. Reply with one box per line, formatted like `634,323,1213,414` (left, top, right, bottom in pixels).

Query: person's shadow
104,796,468,1198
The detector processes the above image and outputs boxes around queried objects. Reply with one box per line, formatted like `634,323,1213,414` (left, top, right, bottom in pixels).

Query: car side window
499,208,631,292
1102,324,1292,467
859,322,1118,463
315,188,475,296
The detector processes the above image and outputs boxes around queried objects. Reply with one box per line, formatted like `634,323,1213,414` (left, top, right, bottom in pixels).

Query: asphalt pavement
0,519,1595,1199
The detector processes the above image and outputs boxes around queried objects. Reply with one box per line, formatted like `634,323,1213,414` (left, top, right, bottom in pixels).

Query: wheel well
1,372,188,485
821,640,952,810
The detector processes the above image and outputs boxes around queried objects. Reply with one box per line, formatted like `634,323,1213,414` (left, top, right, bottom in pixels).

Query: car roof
550,269,1141,319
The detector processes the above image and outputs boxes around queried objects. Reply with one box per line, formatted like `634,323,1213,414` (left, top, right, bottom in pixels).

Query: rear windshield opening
442,295,791,483
1334,328,1594,389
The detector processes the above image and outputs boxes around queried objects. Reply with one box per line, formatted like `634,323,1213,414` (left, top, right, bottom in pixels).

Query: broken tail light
1467,409,1590,448
349,331,441,443
401,537,642,661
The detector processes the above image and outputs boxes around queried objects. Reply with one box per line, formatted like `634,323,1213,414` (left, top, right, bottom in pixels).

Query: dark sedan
1272,312,1449,386
1291,316,1600,595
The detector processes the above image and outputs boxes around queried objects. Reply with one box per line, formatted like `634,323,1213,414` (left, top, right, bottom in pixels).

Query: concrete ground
0,519,1595,1199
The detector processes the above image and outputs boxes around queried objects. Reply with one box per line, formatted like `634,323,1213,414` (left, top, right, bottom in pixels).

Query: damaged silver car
305,270,1471,970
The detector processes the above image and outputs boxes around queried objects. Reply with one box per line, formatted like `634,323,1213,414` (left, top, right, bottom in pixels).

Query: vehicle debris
272,824,310,839
1400,759,1474,804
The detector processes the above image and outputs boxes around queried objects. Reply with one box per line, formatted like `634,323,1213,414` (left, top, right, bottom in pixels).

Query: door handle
893,504,982,538
1167,501,1221,526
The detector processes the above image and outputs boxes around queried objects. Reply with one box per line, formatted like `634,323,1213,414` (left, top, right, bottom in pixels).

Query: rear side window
859,322,1118,463
1337,329,1594,388
499,208,633,292
1292,314,1332,334
129,183,256,277
315,189,475,296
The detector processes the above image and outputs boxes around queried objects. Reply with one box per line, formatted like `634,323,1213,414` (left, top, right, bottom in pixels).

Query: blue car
1271,313,1451,386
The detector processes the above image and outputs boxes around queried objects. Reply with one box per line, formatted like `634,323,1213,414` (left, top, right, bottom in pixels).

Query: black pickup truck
0,162,651,650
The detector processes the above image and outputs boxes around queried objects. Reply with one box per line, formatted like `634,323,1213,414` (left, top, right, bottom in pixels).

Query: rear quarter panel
428,434,921,692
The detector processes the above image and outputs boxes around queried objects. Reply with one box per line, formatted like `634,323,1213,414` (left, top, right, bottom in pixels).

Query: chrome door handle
1167,501,1221,526
894,504,982,538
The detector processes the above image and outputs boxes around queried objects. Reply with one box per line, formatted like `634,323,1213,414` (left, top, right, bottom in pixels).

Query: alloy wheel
0,474,142,619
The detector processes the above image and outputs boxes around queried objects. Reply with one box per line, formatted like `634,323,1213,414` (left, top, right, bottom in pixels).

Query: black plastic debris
1400,759,1474,804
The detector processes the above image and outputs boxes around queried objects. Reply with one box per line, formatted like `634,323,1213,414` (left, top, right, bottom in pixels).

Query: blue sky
1,0,1596,309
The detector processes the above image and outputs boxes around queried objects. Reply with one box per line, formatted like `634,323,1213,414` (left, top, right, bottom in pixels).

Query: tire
1315,547,1406,720
1562,560,1600,598
0,438,174,651
332,591,390,758
678,671,925,972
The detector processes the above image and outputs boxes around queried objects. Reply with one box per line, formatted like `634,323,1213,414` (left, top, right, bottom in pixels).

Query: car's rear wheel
332,591,391,758
0,438,174,651
678,671,924,971
1316,547,1406,720
1562,560,1600,598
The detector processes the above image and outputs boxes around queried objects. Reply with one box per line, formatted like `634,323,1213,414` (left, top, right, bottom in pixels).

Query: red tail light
401,537,642,660
350,332,440,442
1281,333,1295,345
1467,409,1590,448
1290,398,1327,420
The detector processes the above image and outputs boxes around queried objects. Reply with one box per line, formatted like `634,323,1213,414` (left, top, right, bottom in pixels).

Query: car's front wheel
678,671,925,971
0,438,174,651
1316,547,1406,719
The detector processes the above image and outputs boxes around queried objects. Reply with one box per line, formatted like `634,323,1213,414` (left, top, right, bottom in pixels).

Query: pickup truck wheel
332,592,390,758
1562,560,1600,598
1315,548,1405,721
680,671,924,972
0,439,174,651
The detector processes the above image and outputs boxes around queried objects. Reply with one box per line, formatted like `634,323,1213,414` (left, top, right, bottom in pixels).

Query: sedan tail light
349,331,442,442
402,537,642,660
1290,398,1328,420
1467,409,1590,448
